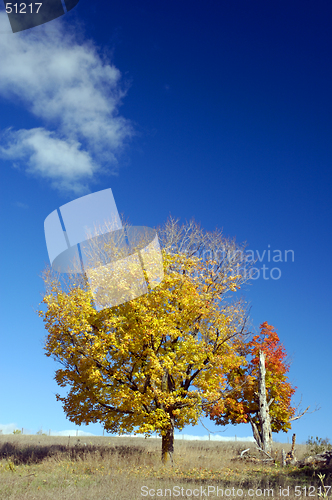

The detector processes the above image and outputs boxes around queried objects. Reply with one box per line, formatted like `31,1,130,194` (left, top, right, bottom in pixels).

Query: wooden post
291,433,296,457
281,449,286,467
286,433,297,465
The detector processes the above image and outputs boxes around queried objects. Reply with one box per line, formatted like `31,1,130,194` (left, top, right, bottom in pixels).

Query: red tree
208,322,296,448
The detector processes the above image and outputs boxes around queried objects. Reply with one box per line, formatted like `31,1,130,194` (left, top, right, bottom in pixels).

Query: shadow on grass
287,464,332,483
0,441,145,466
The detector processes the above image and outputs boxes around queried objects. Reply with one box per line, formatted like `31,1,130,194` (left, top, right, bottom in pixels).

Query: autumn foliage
39,218,253,462
208,322,296,436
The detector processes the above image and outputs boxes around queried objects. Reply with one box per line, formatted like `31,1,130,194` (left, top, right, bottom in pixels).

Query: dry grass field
0,434,331,499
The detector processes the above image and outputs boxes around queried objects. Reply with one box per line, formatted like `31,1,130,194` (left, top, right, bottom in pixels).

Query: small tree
39,217,253,463
208,322,297,455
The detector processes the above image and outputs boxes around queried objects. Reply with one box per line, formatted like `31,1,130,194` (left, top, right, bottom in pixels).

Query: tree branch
289,405,320,422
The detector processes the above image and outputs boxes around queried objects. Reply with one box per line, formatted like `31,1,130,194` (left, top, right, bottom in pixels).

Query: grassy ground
0,435,331,499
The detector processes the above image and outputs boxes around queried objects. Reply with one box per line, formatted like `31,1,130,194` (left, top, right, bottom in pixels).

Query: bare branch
256,446,273,460
289,405,320,422
198,418,228,434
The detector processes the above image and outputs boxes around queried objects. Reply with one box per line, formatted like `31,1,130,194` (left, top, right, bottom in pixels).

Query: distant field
0,435,330,499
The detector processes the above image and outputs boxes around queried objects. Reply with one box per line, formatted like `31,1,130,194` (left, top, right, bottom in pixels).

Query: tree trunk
161,368,175,464
258,350,273,455
161,422,174,464
249,417,263,450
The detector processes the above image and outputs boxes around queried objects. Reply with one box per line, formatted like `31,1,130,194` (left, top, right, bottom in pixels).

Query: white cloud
50,430,96,437
112,433,255,442
0,13,133,194
174,434,255,442
1,128,97,194
13,201,29,209
0,425,95,436
0,425,255,441
0,423,18,434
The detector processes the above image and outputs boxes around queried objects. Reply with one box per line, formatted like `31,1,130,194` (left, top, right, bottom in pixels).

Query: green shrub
306,436,332,455
36,429,48,436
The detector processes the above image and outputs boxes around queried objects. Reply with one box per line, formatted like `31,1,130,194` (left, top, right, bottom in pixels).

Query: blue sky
0,0,331,444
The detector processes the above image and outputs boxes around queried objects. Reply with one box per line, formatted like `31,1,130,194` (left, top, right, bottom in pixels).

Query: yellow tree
39,217,253,462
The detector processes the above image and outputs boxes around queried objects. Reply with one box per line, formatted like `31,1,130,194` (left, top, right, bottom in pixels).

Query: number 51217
6,3,42,14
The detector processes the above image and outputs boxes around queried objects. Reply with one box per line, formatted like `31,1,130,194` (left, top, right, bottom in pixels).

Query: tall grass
0,435,330,499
